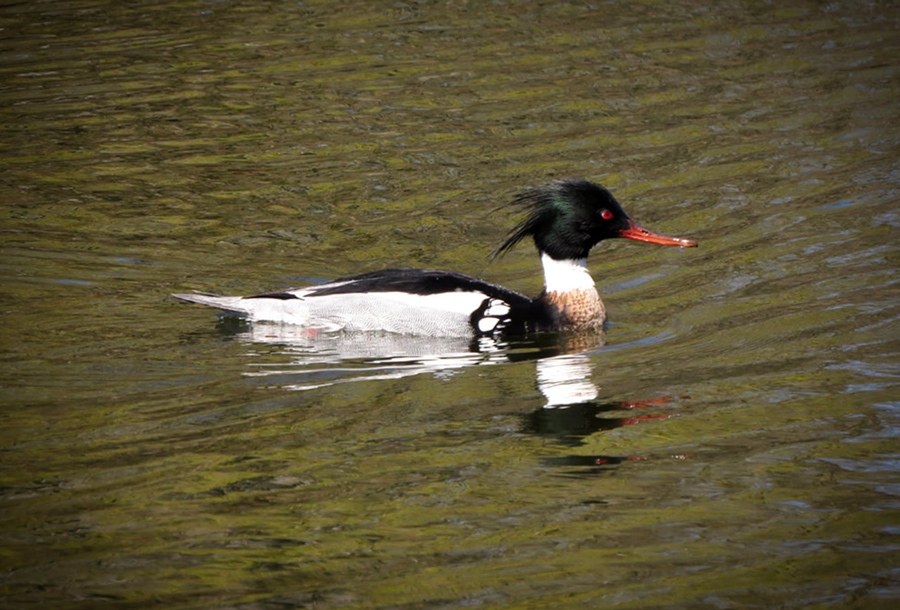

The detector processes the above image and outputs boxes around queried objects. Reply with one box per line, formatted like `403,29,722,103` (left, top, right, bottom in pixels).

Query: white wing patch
475,298,513,336
478,317,499,333
484,301,510,317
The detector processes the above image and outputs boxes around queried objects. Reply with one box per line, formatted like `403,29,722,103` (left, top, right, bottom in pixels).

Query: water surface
2,1,899,608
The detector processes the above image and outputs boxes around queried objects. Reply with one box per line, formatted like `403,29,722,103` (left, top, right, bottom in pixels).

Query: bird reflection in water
524,335,687,475
214,318,688,473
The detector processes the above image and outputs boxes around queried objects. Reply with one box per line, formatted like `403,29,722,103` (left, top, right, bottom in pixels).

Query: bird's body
176,269,541,337
173,180,697,337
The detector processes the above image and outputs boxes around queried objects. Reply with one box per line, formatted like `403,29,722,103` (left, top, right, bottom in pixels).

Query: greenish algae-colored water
2,1,899,608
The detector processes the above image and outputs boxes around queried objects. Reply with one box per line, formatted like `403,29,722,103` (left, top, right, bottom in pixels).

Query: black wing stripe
307,268,532,306
244,291,299,300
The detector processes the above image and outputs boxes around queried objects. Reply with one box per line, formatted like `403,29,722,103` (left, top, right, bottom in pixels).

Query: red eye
601,209,614,220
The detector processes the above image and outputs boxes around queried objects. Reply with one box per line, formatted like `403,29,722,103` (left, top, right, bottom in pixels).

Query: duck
172,179,697,337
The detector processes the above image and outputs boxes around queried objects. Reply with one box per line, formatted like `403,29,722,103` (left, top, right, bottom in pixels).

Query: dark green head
493,179,697,260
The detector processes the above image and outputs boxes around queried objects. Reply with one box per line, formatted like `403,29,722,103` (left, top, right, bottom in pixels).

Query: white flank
176,285,495,336
540,253,595,293
276,290,489,336
368,290,489,314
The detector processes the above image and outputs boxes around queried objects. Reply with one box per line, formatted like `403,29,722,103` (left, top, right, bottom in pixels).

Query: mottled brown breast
542,288,606,331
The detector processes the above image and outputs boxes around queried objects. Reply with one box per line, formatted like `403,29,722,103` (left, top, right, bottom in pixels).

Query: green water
2,1,899,608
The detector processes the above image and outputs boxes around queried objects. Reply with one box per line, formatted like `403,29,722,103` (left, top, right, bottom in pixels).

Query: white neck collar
541,253,595,293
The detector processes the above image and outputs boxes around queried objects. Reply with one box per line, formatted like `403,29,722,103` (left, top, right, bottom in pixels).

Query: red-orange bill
617,219,698,247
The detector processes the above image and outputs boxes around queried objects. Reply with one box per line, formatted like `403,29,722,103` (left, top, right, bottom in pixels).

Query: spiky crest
491,179,629,260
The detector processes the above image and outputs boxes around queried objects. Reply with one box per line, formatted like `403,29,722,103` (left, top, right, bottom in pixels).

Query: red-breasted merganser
173,180,698,337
